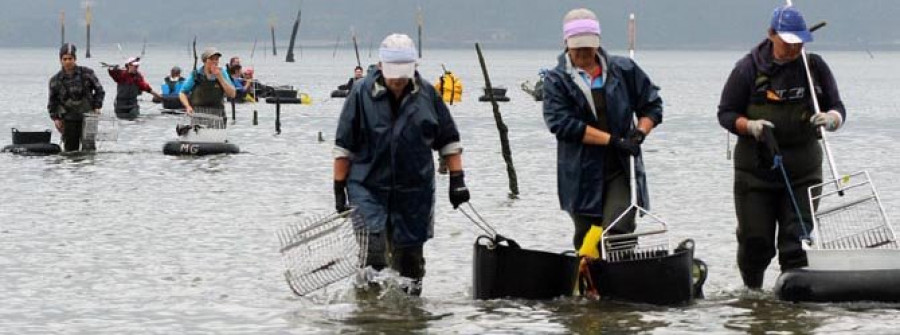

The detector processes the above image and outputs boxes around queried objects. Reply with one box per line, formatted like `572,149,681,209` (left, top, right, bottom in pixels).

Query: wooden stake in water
60,10,65,45
417,7,424,58
286,8,301,63
475,43,519,197
275,100,282,134
85,4,92,58
270,22,278,56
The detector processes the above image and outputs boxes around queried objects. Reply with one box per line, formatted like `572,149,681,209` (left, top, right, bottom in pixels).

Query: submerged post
85,5,92,58
60,10,65,45
270,23,278,56
475,43,519,197
275,100,282,134
286,8,301,63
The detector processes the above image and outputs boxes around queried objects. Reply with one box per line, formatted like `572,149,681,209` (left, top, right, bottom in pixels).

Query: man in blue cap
717,5,846,289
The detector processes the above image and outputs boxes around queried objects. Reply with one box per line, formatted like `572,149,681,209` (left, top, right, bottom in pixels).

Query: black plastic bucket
473,235,579,300
588,240,696,305
11,128,51,145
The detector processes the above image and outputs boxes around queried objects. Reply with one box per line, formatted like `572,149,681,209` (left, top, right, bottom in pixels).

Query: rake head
601,205,671,263
808,171,898,250
277,209,368,296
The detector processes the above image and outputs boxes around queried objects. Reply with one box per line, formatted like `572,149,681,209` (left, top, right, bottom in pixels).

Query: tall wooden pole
475,43,519,197
85,4,92,58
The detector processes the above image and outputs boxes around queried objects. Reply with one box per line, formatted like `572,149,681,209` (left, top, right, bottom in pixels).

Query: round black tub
3,143,61,155
162,141,239,156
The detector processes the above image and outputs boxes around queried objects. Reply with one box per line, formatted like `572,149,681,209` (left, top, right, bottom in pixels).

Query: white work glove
809,110,843,132
746,119,774,140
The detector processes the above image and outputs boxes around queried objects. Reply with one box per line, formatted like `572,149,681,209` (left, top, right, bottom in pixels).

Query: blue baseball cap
770,5,812,44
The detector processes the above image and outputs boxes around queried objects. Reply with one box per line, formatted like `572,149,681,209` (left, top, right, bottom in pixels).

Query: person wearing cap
161,66,185,96
179,47,236,115
542,8,663,259
47,43,105,152
333,33,469,296
717,5,846,289
108,56,162,120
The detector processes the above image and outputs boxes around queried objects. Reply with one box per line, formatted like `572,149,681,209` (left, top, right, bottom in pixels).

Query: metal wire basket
601,205,671,263
808,171,898,250
81,113,119,143
277,209,369,296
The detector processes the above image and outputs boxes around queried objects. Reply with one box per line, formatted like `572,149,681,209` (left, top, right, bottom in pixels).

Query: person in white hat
542,8,663,259
107,56,162,120
717,5,846,289
332,33,469,296
179,47,236,115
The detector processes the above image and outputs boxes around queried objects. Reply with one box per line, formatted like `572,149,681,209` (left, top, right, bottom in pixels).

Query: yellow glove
578,225,603,259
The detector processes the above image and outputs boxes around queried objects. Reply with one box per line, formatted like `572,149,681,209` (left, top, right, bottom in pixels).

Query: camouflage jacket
48,66,105,119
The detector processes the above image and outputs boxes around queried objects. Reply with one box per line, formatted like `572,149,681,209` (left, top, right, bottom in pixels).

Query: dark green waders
734,98,823,289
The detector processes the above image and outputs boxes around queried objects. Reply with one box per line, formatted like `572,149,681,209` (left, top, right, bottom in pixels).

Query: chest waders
190,71,226,110
733,73,823,288
115,81,141,119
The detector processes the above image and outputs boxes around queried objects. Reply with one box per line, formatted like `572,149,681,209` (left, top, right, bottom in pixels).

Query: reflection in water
722,291,824,334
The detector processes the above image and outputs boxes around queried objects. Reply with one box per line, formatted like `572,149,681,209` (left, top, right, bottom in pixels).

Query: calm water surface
2,46,900,334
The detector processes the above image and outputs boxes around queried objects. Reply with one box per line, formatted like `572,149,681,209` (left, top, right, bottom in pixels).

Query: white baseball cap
379,34,417,79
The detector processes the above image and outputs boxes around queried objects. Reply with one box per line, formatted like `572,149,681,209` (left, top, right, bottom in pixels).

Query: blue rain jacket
334,70,461,247
542,49,663,217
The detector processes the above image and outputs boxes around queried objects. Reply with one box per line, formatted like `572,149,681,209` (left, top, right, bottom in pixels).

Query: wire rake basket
81,113,119,143
277,209,369,296
601,205,672,263
808,171,898,250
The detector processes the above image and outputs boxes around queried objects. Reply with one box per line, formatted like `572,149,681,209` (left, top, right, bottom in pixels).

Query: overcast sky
2,0,898,51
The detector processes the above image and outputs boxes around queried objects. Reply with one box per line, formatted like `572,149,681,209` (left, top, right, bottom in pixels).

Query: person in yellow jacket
434,67,463,105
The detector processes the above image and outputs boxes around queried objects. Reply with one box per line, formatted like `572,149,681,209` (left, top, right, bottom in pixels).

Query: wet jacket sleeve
627,60,664,126
137,75,153,93
334,87,361,158
108,68,124,83
47,76,61,119
431,92,462,156
542,72,587,143
809,54,846,120
84,68,105,110
717,58,753,134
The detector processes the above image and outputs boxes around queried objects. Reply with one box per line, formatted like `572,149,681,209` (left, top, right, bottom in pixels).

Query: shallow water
2,46,900,334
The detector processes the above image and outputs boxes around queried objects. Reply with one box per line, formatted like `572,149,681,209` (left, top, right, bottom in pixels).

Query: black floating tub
265,97,302,104
162,141,240,156
330,90,349,98
587,240,697,306
478,95,510,102
3,143,61,155
473,235,579,300
4,128,60,155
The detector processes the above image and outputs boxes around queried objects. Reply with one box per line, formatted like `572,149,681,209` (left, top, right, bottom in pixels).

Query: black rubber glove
334,180,350,213
627,128,646,145
449,171,470,209
610,134,640,156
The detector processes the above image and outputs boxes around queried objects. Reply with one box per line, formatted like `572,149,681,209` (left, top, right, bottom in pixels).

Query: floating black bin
587,240,696,306
161,96,184,110
11,128,51,145
478,95,511,102
775,268,900,303
265,97,302,104
331,89,350,98
482,87,507,96
473,235,579,300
